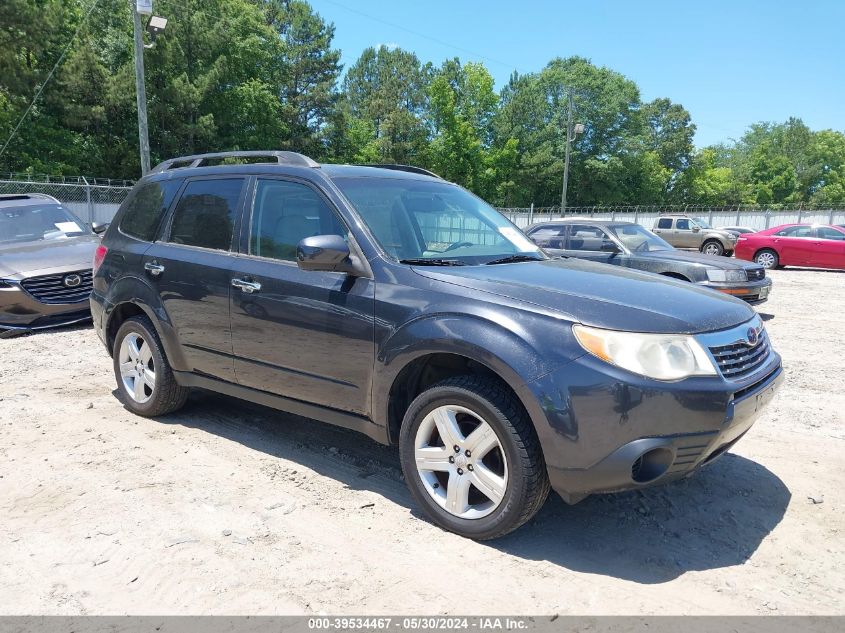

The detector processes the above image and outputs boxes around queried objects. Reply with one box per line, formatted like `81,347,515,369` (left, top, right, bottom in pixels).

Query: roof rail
150,151,320,174
361,164,442,179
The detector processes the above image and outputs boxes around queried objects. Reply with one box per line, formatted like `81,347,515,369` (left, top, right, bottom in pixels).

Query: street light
561,92,585,213
130,1,167,175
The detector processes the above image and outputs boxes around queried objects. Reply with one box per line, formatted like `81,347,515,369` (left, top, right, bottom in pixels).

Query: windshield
332,177,545,265
610,224,674,252
692,217,712,229
0,203,87,245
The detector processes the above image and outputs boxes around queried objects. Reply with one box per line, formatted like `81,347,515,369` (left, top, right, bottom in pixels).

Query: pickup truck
653,215,737,256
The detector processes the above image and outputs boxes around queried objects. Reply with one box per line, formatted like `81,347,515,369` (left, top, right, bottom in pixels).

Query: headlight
573,324,717,381
706,269,747,282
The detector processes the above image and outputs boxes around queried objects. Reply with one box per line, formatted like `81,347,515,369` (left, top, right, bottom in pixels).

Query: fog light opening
631,447,673,483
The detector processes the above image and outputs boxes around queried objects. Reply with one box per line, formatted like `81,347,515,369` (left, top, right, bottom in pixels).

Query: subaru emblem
746,327,759,347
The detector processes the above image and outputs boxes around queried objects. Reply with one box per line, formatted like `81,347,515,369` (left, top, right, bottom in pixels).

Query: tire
754,248,780,270
701,240,724,256
399,375,550,540
112,316,189,417
725,250,734,257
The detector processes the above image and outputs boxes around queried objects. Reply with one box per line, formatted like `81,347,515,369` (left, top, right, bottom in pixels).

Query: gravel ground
0,268,843,615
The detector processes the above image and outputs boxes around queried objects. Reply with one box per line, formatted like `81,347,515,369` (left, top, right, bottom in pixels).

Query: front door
561,224,622,265
674,218,699,249
142,176,246,382
811,227,845,269
229,177,375,415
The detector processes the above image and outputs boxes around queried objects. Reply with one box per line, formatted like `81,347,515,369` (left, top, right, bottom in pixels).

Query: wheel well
659,271,690,282
106,302,146,355
386,353,519,445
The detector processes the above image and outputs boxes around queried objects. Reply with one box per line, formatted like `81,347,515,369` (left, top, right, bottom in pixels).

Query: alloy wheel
118,332,156,403
756,251,776,268
414,405,508,519
703,242,722,256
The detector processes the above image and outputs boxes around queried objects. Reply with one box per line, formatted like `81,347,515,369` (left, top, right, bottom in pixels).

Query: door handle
144,262,165,276
231,278,262,293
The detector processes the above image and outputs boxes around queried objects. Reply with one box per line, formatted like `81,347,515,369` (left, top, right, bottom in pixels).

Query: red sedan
734,223,845,270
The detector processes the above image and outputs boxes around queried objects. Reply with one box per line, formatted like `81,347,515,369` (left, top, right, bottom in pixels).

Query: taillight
93,244,108,274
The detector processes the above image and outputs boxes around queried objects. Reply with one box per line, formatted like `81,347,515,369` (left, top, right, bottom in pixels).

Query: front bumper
701,277,772,304
0,283,92,337
519,330,783,504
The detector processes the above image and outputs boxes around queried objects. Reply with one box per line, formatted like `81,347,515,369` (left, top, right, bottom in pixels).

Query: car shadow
137,390,790,585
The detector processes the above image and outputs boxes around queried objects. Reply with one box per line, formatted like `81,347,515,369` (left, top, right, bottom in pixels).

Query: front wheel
701,240,725,256
399,376,550,540
113,316,189,416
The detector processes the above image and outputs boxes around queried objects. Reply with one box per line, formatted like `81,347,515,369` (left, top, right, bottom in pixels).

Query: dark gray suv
91,151,783,540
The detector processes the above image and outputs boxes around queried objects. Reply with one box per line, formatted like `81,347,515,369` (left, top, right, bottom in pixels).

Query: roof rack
150,151,320,174
361,164,442,179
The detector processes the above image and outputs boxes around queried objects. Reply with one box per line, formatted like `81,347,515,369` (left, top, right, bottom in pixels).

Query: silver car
0,194,102,337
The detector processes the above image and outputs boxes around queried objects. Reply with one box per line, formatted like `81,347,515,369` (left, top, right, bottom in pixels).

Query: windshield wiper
399,258,466,266
485,254,545,265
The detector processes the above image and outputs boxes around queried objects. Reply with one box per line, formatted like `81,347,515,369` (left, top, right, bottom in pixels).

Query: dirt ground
1,268,843,615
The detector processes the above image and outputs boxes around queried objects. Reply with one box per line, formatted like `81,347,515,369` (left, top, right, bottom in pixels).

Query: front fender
372,312,582,432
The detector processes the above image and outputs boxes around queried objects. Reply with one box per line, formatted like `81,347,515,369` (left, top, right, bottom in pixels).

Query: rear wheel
701,240,724,256
113,316,189,416
754,248,779,269
399,375,549,540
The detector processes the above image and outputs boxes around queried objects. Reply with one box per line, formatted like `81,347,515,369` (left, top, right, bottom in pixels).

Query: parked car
719,226,757,237
525,220,772,304
91,151,783,540
734,223,845,270
652,214,738,256
0,193,105,338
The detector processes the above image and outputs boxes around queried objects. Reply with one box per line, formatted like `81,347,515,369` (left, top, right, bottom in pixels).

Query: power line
318,0,522,73
0,0,102,161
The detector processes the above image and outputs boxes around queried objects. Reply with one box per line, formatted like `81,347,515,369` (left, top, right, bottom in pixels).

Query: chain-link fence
496,204,845,231
0,174,134,225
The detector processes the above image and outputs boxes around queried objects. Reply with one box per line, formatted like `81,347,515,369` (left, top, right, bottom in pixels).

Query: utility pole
131,0,151,175
561,91,574,213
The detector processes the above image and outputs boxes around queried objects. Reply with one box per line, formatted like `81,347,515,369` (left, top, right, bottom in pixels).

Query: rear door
811,227,845,269
142,177,246,382
526,225,567,253
229,177,375,415
652,217,674,243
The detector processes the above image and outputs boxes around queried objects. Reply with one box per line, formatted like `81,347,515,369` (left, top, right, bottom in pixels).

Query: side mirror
600,240,620,253
92,222,109,235
691,226,701,233
296,234,359,274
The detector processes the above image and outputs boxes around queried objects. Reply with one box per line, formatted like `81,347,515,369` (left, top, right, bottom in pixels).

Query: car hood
413,258,755,334
637,248,761,270
0,235,99,277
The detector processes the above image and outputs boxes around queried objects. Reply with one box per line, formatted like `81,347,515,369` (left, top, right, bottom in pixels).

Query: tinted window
775,226,813,238
676,219,691,230
120,179,182,241
168,179,244,250
527,226,565,248
250,179,346,261
656,218,672,229
566,225,610,251
816,227,845,240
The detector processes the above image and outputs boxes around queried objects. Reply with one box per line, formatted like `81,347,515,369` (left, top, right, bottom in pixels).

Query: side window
656,218,672,229
167,178,244,250
250,179,346,261
775,226,813,238
566,225,609,251
527,226,565,248
119,179,182,241
816,227,845,240
676,219,691,230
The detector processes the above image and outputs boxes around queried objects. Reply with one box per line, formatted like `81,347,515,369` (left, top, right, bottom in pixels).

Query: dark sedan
526,219,772,304
0,194,102,337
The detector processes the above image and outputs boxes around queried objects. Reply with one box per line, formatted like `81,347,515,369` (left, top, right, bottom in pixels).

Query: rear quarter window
119,179,182,241
656,218,672,229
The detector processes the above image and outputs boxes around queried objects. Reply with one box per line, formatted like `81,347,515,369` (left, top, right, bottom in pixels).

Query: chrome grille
708,329,770,379
747,268,766,281
21,270,93,305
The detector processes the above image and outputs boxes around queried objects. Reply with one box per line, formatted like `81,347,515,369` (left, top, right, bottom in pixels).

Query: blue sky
309,0,844,147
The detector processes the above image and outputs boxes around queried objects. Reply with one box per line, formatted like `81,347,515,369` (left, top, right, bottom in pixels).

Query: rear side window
527,225,565,248
250,179,346,261
168,178,245,250
119,180,181,241
656,218,672,229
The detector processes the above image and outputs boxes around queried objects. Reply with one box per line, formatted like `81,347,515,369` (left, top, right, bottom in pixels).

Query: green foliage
0,1,842,208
